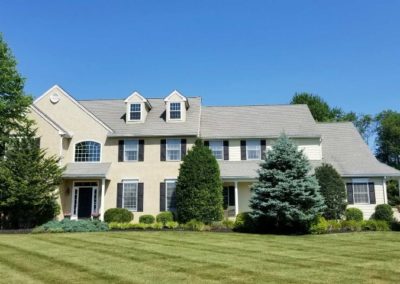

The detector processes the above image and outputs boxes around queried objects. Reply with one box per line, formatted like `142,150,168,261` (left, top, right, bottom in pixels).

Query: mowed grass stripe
35,234,279,283
49,233,381,283
1,232,400,283
104,232,400,282
106,232,400,270
0,242,132,284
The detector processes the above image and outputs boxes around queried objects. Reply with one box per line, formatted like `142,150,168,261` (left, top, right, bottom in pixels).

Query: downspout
383,176,387,204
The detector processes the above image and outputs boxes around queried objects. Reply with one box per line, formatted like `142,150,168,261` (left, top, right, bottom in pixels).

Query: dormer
164,90,189,123
124,92,152,123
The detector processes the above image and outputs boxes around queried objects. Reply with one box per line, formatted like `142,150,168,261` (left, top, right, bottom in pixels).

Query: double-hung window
352,183,370,204
170,103,181,119
166,139,181,161
166,180,177,211
209,140,223,160
130,103,141,121
124,140,138,161
247,140,261,160
123,181,138,211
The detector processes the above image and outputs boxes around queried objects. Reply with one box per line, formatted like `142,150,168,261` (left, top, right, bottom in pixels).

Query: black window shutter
137,183,144,211
118,140,124,162
181,139,187,160
139,140,145,161
223,140,229,160
261,140,266,158
346,183,354,204
160,139,166,161
229,186,235,206
368,182,376,204
240,140,247,160
223,187,228,209
204,140,209,147
160,182,166,211
34,137,41,148
117,183,123,208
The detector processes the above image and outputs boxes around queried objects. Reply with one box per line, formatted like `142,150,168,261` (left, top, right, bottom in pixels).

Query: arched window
75,141,101,162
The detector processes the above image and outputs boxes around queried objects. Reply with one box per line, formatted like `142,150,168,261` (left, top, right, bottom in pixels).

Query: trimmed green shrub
315,163,347,219
104,208,133,223
210,219,235,231
362,220,390,231
156,212,174,225
139,215,155,224
153,222,163,230
233,212,256,232
345,208,363,221
32,219,109,233
310,216,329,234
341,220,362,232
373,204,394,222
165,221,179,229
184,219,205,231
176,139,223,224
310,219,389,234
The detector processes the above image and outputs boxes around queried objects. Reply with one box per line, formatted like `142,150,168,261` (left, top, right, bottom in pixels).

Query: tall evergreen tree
176,139,223,224
0,34,63,229
0,122,63,229
0,34,32,156
315,163,347,219
249,134,325,233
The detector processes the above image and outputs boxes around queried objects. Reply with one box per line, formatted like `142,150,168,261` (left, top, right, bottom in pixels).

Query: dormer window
164,90,189,123
130,103,141,120
124,91,151,123
170,103,181,119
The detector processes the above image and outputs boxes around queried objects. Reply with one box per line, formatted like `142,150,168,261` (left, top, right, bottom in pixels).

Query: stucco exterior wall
27,109,61,158
103,137,195,221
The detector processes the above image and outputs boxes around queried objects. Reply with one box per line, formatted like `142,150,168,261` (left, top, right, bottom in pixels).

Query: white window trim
166,139,181,161
209,140,224,160
165,179,177,211
128,103,142,121
122,180,139,212
246,139,261,160
124,139,139,162
352,182,371,205
73,140,102,163
169,102,182,120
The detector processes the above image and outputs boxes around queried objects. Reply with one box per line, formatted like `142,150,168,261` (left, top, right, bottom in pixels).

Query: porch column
100,178,106,221
234,181,239,216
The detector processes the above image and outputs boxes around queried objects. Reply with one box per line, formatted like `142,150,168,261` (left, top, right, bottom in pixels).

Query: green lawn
0,231,399,283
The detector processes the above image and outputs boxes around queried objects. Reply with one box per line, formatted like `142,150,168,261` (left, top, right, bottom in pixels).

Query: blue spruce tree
249,134,325,233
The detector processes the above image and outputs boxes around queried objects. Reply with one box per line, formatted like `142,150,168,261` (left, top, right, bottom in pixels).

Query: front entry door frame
71,181,99,220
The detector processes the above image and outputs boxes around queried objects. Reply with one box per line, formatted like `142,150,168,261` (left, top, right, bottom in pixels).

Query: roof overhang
62,163,111,180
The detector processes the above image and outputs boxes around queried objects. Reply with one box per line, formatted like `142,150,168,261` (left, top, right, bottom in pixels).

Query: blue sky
1,0,399,114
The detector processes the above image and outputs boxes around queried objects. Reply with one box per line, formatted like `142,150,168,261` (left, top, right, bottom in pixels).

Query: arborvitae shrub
176,139,223,224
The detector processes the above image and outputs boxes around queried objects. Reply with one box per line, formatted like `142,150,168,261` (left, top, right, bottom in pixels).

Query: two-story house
29,85,400,221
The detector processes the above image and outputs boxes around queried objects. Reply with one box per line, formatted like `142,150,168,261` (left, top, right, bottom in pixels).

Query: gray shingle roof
79,98,201,137
317,122,400,177
200,105,321,139
218,160,322,180
63,163,111,179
